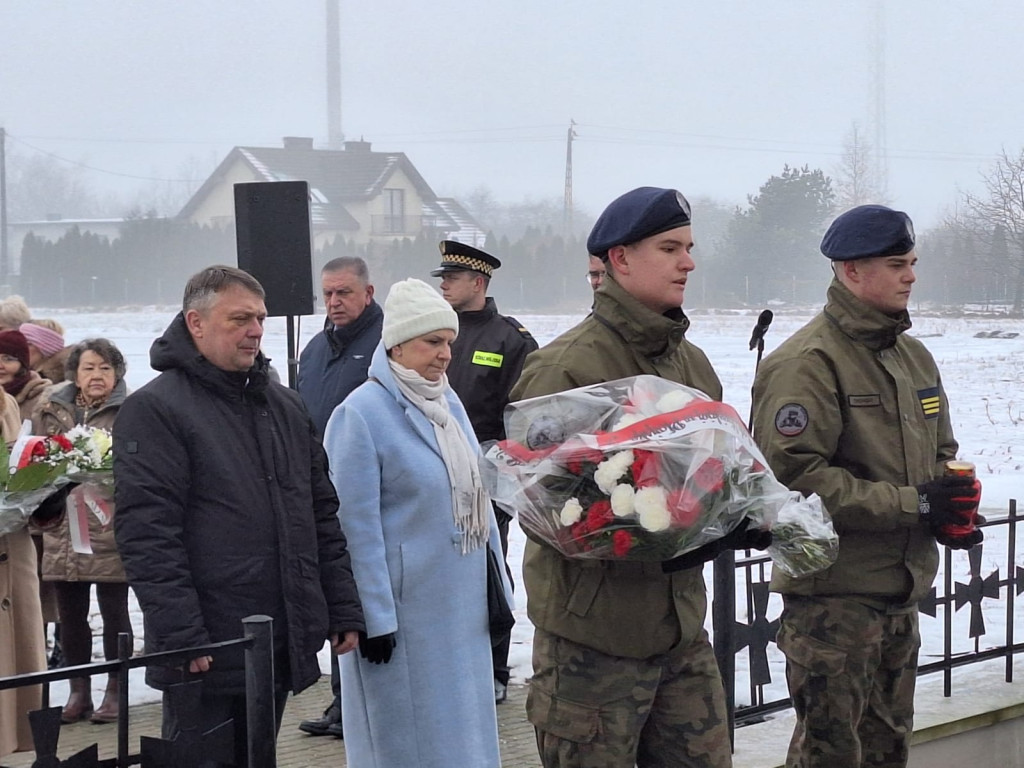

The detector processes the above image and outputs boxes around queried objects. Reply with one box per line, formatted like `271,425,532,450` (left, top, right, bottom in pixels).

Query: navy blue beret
820,205,915,261
587,187,692,257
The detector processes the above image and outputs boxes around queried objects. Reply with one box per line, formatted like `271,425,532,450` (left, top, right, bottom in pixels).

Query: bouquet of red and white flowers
0,427,73,535
481,375,838,577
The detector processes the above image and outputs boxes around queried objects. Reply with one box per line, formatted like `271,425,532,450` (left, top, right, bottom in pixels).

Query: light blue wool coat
324,342,509,768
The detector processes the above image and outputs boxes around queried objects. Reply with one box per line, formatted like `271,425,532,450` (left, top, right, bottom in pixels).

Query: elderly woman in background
22,321,69,385
0,388,46,759
33,338,131,725
0,295,31,332
325,278,509,768
0,330,53,422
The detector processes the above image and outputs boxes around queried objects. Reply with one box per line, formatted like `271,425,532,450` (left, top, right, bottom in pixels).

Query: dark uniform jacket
448,297,537,443
113,314,365,695
510,276,722,659
297,300,383,438
751,278,957,607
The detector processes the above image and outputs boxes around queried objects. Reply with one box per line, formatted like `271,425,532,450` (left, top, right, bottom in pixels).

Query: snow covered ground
36,304,1024,706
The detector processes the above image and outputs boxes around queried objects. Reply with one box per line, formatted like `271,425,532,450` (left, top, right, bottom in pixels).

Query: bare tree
963,147,1024,314
832,122,887,211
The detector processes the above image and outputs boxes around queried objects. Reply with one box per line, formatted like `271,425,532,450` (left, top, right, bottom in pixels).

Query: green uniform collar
823,278,912,351
592,276,691,359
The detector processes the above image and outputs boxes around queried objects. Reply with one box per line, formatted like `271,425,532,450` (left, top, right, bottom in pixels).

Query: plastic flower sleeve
748,491,839,577
483,374,837,574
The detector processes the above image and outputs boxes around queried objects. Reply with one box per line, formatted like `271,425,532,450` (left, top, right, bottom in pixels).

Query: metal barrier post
243,615,276,767
116,632,132,767
712,550,737,743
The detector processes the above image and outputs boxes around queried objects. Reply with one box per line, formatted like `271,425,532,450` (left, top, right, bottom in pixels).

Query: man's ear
184,308,204,338
605,246,628,275
366,284,375,302
840,259,860,283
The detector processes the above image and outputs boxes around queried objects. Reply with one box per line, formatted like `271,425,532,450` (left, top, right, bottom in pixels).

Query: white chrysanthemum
559,497,584,526
656,389,695,414
612,412,643,431
635,486,671,532
593,450,635,494
610,484,635,517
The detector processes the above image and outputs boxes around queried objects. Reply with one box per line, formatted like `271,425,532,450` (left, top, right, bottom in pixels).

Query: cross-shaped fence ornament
27,706,99,768
139,680,235,768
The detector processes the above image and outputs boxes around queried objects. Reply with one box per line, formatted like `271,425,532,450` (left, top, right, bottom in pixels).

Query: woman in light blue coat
324,278,510,768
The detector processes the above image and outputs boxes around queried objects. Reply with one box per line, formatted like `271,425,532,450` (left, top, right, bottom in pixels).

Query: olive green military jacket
509,276,723,658
751,279,957,607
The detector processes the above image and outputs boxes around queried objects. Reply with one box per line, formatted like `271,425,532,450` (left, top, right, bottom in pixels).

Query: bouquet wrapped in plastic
481,375,838,577
0,427,72,536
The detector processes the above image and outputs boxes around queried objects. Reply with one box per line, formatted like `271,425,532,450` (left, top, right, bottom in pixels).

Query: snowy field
35,304,1024,706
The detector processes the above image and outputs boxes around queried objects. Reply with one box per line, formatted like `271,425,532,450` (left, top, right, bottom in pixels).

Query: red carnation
31,441,46,457
53,435,74,452
631,449,660,488
692,458,725,496
585,500,614,532
612,529,633,557
667,488,703,528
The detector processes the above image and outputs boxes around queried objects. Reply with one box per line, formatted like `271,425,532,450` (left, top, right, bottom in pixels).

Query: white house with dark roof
178,136,485,248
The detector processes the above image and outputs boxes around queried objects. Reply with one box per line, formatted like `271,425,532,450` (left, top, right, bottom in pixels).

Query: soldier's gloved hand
358,632,396,664
935,513,986,550
916,475,979,535
662,520,772,574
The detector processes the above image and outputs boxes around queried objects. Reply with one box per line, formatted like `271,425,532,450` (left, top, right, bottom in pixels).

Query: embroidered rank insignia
918,387,940,419
775,403,809,437
472,350,503,368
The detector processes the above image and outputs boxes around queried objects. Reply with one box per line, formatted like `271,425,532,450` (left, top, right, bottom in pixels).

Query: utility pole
326,0,344,149
563,119,576,237
0,126,8,290
869,0,888,199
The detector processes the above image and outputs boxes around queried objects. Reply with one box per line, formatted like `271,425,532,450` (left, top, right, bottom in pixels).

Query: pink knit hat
19,323,65,358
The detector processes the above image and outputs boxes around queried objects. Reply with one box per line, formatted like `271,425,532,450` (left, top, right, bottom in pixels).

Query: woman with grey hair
32,338,131,725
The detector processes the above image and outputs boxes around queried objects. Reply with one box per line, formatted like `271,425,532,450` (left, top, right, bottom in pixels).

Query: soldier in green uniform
432,240,537,704
751,205,983,768
511,187,767,768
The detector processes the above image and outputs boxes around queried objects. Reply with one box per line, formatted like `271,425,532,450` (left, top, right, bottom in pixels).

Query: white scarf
388,360,489,554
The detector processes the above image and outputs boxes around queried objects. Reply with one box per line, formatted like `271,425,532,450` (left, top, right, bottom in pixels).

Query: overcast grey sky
3,0,1023,228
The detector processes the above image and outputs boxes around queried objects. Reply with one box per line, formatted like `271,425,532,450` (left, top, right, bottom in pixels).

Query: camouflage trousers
527,626,731,768
777,595,920,768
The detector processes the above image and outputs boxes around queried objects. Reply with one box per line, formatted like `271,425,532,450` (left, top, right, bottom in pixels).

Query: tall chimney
326,0,344,149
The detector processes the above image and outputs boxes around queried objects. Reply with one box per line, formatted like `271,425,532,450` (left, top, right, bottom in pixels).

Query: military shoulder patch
918,386,940,419
775,403,809,436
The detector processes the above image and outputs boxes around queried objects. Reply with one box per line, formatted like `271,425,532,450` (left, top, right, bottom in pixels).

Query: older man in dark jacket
114,265,364,768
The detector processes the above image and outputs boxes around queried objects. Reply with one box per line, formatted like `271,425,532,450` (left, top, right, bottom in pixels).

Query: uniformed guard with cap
433,239,537,705
510,187,766,768
751,204,982,767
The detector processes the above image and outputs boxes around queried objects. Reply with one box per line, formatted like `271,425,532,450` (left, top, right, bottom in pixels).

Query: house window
383,189,404,234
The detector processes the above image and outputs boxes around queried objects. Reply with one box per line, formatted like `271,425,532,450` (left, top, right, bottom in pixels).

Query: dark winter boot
90,677,119,724
61,677,94,724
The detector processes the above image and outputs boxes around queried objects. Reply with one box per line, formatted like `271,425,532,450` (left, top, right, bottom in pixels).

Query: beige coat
0,390,45,757
14,371,52,425
33,380,128,584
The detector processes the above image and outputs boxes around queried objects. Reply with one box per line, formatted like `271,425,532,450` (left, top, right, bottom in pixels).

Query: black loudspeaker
234,180,315,317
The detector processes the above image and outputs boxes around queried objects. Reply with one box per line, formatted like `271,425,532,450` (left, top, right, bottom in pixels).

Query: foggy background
3,0,1024,312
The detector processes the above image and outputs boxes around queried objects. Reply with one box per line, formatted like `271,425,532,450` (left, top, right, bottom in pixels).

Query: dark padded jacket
447,297,537,443
113,314,364,694
297,300,383,438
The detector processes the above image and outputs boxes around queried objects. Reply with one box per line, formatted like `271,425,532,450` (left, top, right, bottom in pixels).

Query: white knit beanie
382,278,459,348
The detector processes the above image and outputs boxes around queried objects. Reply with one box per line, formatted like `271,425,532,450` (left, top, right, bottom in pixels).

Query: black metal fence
713,500,1024,733
0,615,276,768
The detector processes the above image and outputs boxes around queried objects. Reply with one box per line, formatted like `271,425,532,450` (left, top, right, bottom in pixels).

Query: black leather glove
917,476,980,534
30,485,72,526
662,519,772,574
936,513,986,550
358,632,396,664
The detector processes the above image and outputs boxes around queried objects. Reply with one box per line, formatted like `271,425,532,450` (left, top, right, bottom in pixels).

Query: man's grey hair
183,265,266,313
322,256,370,284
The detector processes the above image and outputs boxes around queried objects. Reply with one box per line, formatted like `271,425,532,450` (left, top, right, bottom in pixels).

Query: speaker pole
286,315,298,389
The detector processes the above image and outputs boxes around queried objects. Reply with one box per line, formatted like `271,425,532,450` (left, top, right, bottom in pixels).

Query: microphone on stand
748,309,774,351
